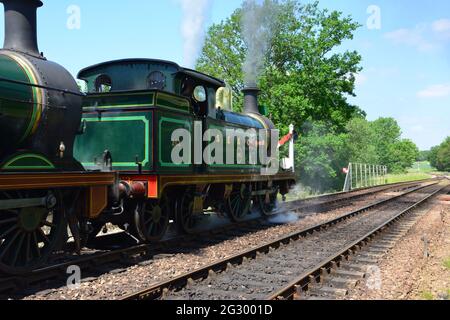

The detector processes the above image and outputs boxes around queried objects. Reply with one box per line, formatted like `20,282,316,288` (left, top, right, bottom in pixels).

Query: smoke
179,0,212,68
268,212,299,224
241,0,280,85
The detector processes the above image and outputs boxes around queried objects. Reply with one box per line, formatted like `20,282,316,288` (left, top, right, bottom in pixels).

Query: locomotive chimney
0,0,43,57
242,83,261,114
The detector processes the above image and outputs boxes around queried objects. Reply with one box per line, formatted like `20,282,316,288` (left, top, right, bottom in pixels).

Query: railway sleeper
308,286,348,299
329,277,360,289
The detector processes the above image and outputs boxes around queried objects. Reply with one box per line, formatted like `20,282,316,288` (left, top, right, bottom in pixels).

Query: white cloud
179,0,212,68
384,26,435,52
411,125,425,133
367,67,400,78
432,18,450,39
417,83,450,98
354,73,367,86
384,19,450,52
432,19,450,32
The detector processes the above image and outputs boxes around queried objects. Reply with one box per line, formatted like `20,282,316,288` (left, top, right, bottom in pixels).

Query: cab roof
77,58,226,88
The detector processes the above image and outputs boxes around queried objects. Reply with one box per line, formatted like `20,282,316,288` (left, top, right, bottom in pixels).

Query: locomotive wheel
82,221,105,247
0,190,66,275
176,190,198,234
257,184,279,216
258,191,278,216
226,184,252,222
134,196,170,242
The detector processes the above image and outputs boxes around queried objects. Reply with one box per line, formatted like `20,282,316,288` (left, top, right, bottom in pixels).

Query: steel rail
283,178,437,214
266,184,447,300
0,180,435,296
120,181,439,300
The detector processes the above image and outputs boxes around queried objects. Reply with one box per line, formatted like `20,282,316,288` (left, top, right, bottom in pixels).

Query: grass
384,162,438,183
408,161,434,173
386,172,432,184
420,291,434,300
444,258,450,270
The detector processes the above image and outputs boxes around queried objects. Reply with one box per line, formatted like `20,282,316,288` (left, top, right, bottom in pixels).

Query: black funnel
242,84,260,114
0,0,43,57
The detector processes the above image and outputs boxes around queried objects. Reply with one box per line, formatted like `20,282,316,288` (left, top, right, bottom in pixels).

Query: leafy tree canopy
197,0,421,192
429,137,450,172
197,0,364,133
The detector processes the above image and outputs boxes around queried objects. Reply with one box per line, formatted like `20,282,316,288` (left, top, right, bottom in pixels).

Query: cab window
94,74,112,93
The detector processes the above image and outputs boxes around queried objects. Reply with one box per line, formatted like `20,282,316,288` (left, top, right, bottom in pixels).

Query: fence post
365,164,368,187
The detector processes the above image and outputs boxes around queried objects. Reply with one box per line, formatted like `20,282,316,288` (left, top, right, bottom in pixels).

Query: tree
436,138,450,171
371,118,401,167
429,146,439,169
345,117,419,173
417,150,430,162
345,117,379,164
294,122,348,192
430,137,450,171
197,0,364,134
389,139,419,172
197,0,365,192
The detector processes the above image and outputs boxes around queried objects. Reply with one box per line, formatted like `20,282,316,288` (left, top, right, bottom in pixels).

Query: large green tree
196,0,363,133
197,0,421,191
294,122,348,191
430,137,450,171
197,0,366,192
345,117,379,164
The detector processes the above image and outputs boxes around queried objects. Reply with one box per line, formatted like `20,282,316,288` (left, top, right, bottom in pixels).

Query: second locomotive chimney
242,83,260,114
0,0,43,57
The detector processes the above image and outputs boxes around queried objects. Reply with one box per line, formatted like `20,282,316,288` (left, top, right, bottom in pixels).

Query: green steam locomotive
0,0,295,275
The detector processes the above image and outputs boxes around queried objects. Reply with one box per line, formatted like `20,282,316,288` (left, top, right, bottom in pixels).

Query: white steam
268,212,299,224
179,0,212,68
241,0,280,85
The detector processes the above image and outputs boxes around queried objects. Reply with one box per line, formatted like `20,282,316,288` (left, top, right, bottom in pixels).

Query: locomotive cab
74,59,246,173
74,58,295,243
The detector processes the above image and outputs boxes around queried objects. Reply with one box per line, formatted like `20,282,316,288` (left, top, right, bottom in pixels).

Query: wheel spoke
0,218,17,226
156,222,163,234
0,225,17,240
32,232,41,258
144,217,153,227
38,228,51,245
147,222,155,236
5,210,19,215
0,230,21,260
42,221,56,228
232,197,240,214
25,233,31,263
10,233,25,267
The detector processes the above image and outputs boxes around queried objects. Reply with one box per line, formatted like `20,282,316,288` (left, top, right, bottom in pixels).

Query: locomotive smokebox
0,0,83,170
242,83,261,114
1,0,43,57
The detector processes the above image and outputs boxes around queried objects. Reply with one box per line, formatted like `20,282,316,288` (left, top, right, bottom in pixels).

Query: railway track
121,181,446,300
0,179,436,298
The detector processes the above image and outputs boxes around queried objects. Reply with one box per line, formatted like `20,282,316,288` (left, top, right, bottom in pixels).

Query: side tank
0,0,82,170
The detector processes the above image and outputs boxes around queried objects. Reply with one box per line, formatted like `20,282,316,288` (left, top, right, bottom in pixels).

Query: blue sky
0,0,448,150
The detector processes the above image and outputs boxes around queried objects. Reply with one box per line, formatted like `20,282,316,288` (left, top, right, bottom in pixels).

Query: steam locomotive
0,0,295,275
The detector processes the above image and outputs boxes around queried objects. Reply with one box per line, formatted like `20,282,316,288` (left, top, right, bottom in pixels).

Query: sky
0,0,448,150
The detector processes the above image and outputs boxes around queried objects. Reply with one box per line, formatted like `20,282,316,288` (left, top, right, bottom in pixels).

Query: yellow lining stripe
6,52,44,138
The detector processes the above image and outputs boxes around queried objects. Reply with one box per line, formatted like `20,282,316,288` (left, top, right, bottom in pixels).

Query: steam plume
180,0,212,68
241,0,280,85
